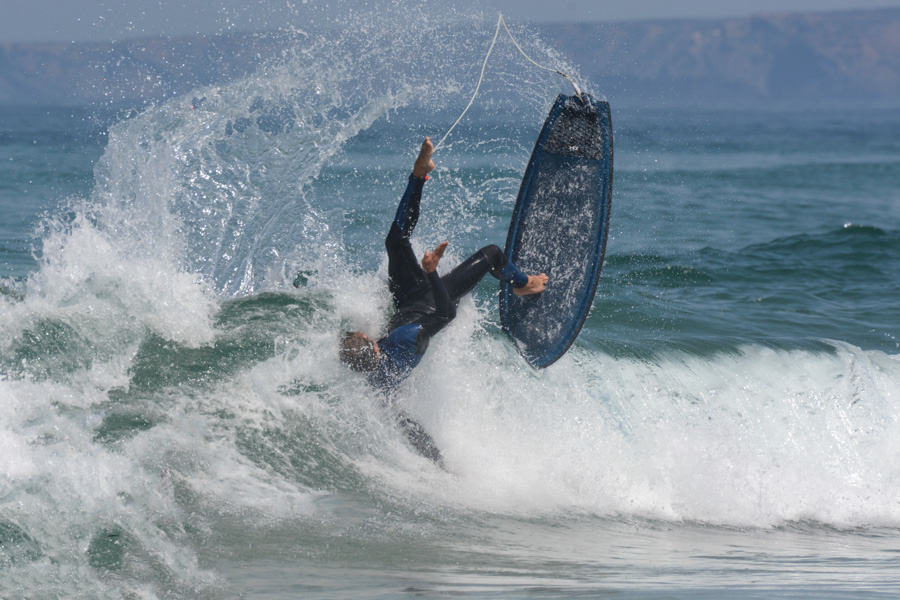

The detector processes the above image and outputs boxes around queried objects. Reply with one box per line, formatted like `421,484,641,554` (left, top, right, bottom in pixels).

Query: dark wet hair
339,332,379,372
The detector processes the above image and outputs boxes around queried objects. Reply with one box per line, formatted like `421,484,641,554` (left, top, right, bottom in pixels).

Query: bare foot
513,273,548,296
412,137,435,178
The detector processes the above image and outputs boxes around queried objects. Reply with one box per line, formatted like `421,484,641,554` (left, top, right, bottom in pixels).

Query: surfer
340,137,547,465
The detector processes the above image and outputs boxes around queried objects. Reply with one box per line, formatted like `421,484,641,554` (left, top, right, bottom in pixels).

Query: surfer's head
340,331,380,372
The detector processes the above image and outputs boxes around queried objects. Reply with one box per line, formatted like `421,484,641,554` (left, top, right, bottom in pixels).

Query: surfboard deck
500,94,613,368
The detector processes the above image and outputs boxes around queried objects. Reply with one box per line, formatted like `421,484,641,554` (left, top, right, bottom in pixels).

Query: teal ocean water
2,6,900,599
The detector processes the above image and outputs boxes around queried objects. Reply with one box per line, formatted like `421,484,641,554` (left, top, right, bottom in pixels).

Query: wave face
2,2,900,598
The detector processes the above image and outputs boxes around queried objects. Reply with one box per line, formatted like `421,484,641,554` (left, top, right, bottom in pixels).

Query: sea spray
87,5,581,297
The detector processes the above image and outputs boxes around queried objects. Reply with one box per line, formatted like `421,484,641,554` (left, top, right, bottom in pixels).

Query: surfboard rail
500,93,613,368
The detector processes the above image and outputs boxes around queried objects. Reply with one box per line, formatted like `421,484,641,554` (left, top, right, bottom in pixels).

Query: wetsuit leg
386,240,427,308
441,244,529,302
386,175,429,307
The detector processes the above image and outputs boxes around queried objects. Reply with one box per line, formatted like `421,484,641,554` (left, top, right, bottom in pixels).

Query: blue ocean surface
1,6,899,599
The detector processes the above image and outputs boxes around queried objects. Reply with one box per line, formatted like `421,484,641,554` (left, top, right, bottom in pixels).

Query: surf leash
433,13,582,152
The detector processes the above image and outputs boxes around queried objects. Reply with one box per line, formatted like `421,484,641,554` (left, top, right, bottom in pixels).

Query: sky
3,0,900,43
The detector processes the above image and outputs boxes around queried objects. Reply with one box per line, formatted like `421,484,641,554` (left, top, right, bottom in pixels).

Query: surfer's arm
421,241,454,321
427,270,455,322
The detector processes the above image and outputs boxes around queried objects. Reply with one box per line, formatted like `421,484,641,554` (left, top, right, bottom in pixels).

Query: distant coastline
1,8,898,107
540,8,900,106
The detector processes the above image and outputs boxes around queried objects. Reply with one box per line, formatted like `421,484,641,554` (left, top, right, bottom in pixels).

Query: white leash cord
433,14,582,152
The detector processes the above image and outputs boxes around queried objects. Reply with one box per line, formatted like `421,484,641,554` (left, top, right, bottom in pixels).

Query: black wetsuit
369,174,528,465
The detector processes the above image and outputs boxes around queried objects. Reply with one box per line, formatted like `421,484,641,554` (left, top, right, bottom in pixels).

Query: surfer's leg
478,245,547,296
386,236,428,307
382,139,439,306
388,176,425,242
388,138,435,241
441,245,530,301
382,139,437,305
481,245,531,289
398,414,445,469
385,177,430,305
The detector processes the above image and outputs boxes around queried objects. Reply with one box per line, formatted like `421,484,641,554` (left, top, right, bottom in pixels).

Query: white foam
392,329,900,528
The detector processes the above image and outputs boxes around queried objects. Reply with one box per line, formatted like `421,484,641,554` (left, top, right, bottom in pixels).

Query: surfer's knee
481,245,530,288
478,244,507,269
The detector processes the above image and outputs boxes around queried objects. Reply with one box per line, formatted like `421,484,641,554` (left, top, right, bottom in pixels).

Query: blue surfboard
500,94,613,368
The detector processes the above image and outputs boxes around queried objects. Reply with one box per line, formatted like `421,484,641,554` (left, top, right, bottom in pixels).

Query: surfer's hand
421,241,448,273
413,137,435,178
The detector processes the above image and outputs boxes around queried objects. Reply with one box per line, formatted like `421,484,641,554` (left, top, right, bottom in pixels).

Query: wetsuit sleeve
386,175,426,248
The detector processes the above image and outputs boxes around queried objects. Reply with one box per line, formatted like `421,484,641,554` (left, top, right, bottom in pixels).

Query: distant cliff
2,8,899,107
541,8,900,104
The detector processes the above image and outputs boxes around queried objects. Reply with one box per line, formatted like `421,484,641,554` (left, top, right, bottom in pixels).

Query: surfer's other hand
421,241,448,273
514,273,548,296
413,137,435,178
